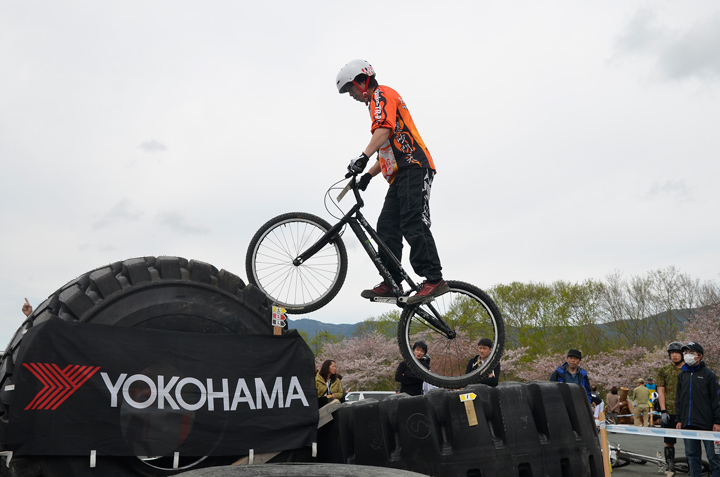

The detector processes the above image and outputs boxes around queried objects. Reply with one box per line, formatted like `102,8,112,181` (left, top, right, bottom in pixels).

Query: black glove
346,152,369,177
357,173,373,191
661,410,671,426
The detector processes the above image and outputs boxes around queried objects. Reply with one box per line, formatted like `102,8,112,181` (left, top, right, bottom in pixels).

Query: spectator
22,298,32,317
675,342,720,476
606,386,621,424
464,338,500,386
395,341,429,396
316,360,344,406
549,349,592,402
631,378,651,427
658,341,685,474
592,394,605,419
646,376,658,407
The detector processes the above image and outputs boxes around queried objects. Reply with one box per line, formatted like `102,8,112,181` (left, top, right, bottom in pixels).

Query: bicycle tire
246,212,348,314
674,456,711,475
397,281,505,389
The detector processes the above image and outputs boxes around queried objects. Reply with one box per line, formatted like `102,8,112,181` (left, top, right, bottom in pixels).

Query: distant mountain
287,318,358,337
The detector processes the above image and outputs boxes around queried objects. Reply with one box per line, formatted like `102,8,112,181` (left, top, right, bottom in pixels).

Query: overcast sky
2,1,719,347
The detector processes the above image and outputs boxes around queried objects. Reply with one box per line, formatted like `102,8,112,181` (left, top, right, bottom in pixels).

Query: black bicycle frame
293,177,455,338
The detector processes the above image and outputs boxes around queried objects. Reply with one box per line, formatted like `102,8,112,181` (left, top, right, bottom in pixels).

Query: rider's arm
658,385,666,410
363,127,391,158
365,161,381,177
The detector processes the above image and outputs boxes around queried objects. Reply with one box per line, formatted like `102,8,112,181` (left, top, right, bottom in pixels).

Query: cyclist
657,341,684,475
336,59,448,305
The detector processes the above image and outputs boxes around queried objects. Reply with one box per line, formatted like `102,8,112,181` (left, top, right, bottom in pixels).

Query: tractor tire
0,256,272,476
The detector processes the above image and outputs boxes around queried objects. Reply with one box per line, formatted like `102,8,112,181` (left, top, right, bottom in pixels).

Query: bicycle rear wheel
246,212,348,314
397,280,505,389
674,456,711,475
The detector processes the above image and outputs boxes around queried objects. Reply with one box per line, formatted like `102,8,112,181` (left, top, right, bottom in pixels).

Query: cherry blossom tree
680,304,720,370
318,332,401,391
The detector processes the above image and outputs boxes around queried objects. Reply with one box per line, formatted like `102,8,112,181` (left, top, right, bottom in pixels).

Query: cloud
157,211,210,235
646,179,692,202
614,9,720,81
658,14,720,80
138,140,168,153
92,199,144,230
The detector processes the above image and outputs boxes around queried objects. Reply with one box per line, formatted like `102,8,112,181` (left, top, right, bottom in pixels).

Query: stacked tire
318,381,604,476
0,256,273,476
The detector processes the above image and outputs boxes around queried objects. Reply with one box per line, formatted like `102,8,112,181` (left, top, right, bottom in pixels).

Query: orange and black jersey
369,86,435,183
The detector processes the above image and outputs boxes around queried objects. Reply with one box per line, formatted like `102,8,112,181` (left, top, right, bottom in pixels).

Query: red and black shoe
406,280,450,305
361,283,404,299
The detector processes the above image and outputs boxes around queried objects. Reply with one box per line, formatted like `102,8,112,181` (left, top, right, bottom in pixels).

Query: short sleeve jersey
369,85,435,183
657,363,682,414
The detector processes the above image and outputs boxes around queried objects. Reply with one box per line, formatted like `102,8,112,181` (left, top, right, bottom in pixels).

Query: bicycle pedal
372,297,398,304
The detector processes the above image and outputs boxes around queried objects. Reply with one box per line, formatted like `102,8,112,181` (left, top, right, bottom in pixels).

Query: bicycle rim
248,215,346,313
397,281,505,389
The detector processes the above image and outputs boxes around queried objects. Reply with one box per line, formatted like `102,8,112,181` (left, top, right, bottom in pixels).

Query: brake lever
337,177,354,202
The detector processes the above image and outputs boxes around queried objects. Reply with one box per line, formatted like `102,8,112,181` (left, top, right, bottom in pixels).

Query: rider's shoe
406,280,450,305
361,283,403,299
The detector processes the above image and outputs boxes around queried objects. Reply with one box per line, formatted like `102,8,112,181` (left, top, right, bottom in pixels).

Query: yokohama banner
6,319,318,457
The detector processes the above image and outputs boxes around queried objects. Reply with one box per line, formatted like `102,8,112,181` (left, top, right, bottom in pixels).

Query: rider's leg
664,445,675,472
376,181,404,285
395,168,443,282
663,415,677,472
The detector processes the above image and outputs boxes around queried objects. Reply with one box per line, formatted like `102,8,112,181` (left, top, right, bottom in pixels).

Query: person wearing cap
465,338,500,386
631,378,652,427
657,341,685,473
549,349,592,402
395,340,430,396
674,341,720,476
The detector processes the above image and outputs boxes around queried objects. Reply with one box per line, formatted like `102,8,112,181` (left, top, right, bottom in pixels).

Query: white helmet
336,59,375,93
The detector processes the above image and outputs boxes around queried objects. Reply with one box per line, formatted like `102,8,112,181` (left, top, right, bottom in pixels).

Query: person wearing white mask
675,342,720,477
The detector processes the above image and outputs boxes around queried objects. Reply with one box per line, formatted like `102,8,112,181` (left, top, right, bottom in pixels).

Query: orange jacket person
336,59,447,305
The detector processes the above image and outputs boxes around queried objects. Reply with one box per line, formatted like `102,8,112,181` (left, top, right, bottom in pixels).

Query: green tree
489,279,605,357
300,329,343,357
353,310,401,339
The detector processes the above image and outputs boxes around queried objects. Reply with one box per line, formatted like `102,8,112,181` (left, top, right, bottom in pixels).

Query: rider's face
669,351,683,365
567,356,581,370
348,84,366,103
414,347,426,359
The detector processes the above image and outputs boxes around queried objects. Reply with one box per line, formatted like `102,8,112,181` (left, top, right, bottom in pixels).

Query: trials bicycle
245,172,505,388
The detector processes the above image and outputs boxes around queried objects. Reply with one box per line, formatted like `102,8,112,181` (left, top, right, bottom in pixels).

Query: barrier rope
605,423,720,441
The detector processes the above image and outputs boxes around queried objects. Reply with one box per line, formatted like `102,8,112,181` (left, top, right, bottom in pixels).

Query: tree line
304,266,720,394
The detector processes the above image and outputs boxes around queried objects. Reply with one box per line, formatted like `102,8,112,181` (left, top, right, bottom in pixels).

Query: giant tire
245,213,348,314
0,256,273,476
317,381,604,476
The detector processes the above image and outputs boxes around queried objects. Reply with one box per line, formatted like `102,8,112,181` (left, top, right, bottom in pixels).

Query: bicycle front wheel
397,280,505,389
245,212,348,314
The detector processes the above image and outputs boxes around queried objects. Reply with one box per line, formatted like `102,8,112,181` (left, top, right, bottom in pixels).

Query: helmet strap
352,76,372,106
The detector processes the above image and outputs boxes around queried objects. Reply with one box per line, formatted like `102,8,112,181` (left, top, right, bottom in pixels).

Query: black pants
377,168,442,284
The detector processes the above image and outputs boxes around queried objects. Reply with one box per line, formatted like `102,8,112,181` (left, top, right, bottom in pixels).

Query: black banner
7,319,318,457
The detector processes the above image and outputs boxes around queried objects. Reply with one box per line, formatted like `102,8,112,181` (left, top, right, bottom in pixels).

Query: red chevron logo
23,363,101,410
